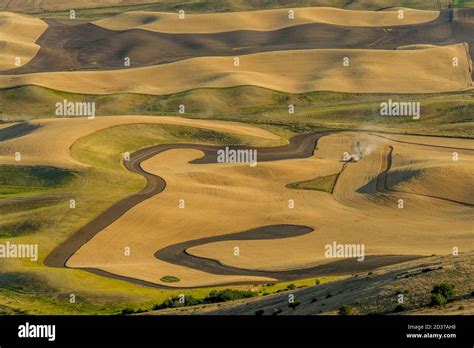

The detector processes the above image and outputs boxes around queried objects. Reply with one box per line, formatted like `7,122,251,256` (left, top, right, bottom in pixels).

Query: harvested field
0,13,48,71
1,44,471,95
62,130,473,287
93,8,440,33
4,10,474,75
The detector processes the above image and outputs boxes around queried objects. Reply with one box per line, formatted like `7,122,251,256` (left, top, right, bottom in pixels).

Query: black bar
0,315,472,347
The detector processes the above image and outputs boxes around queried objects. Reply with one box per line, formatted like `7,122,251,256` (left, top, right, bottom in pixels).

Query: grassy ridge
2,86,473,138
454,0,474,7
0,165,76,196
0,165,77,237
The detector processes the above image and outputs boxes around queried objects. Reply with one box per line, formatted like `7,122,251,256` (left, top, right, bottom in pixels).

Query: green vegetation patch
152,288,257,311
339,305,353,315
152,295,201,311
286,173,339,193
203,289,256,303
430,282,455,306
0,220,43,238
0,198,63,215
160,276,180,283
453,0,474,8
71,123,243,171
0,165,76,196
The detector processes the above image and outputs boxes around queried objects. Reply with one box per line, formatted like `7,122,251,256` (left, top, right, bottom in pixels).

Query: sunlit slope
177,252,474,315
1,44,471,94
94,7,440,34
186,133,473,273
387,147,474,205
0,12,48,71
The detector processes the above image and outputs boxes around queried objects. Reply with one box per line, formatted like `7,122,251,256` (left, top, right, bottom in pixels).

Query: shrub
255,310,264,316
160,276,180,283
286,284,296,290
393,304,405,313
120,308,136,315
315,279,321,285
430,294,447,307
288,301,301,310
339,305,352,315
431,283,455,300
203,289,256,304
154,295,201,310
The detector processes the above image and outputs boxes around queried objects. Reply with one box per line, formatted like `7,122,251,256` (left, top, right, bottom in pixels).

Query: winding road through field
44,133,327,271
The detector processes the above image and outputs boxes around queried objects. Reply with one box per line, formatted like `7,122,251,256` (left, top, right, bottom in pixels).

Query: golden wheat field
94,7,440,33
67,131,473,287
0,13,48,70
1,44,472,94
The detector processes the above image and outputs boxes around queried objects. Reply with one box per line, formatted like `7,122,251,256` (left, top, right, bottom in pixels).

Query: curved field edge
65,130,471,283
51,133,327,286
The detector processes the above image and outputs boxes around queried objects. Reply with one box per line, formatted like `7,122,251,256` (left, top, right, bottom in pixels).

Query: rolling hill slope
1,44,471,94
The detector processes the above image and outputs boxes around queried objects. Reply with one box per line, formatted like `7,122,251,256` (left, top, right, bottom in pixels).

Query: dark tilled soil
3,11,473,76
